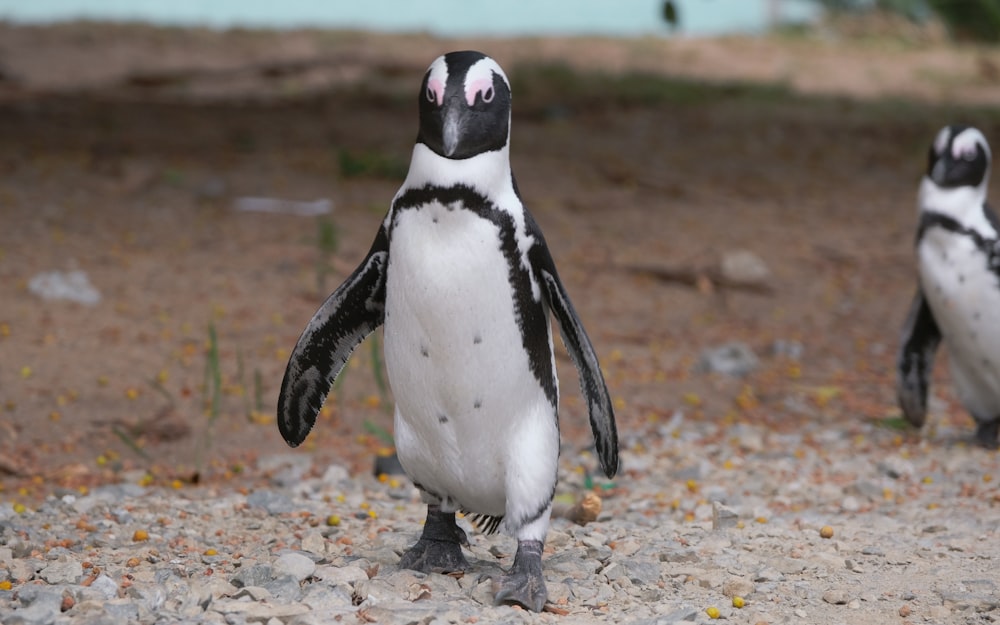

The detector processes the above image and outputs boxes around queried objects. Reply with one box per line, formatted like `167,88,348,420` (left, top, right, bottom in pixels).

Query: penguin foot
975,420,1000,450
494,539,547,612
399,505,470,573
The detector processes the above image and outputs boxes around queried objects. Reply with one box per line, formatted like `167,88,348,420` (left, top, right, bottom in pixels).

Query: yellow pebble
922,475,933,484
732,596,745,608
133,529,149,542
820,525,834,539
171,480,183,490
20,366,31,379
125,388,140,400
326,515,341,527
0,580,11,590
706,606,720,619
12,503,26,514
203,548,218,556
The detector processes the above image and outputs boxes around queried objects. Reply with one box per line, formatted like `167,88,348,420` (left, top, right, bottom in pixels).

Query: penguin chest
918,227,1000,414
382,201,557,512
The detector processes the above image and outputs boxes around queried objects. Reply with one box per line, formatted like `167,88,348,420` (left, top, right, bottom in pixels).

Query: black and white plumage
897,124,1000,448
277,51,618,611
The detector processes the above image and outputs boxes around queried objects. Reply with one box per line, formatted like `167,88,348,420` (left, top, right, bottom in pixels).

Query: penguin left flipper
896,289,942,428
277,226,389,447
527,217,619,479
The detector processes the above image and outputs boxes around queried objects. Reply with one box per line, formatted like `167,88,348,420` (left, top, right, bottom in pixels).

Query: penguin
277,51,619,612
897,124,1000,449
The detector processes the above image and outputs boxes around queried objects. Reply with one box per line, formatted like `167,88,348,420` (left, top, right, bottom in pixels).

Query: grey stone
230,564,274,588
712,501,740,530
103,599,141,622
90,574,119,600
720,249,771,286
273,552,315,582
246,490,296,515
3,602,60,625
264,574,303,602
822,589,850,604
38,558,83,584
300,532,326,556
697,342,759,377
312,564,369,586
623,558,661,585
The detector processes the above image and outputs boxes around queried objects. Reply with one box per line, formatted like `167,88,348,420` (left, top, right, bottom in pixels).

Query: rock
754,567,784,582
90,574,120,600
212,598,311,621
712,501,740,530
28,269,101,305
313,565,369,586
877,456,915,479
623,558,661,585
38,558,82,584
720,249,771,287
697,342,759,377
230,564,275,588
264,575,303,602
822,589,850,604
722,576,755,598
246,489,296,515
273,552,316,582
300,531,326,556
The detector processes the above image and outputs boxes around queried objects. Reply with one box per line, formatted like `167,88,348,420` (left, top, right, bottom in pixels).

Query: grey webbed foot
399,505,470,573
494,539,547,612
975,419,1000,450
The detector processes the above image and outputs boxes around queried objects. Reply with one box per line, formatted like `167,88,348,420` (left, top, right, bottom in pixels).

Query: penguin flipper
530,239,618,478
277,226,389,447
896,290,942,428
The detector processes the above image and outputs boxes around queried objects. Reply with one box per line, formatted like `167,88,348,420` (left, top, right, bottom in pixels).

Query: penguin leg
398,504,470,573
974,419,1000,450
494,538,548,612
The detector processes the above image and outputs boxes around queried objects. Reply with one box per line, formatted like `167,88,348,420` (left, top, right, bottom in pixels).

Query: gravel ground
3,414,999,625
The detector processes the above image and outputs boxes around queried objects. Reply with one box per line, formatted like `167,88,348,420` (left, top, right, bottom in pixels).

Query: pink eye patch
465,77,494,106
427,79,444,106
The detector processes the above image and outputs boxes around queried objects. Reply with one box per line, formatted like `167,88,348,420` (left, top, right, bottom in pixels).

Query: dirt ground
1,22,1000,501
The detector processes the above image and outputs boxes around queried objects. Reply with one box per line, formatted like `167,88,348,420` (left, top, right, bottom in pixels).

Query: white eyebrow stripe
427,55,449,105
952,127,989,161
463,57,509,100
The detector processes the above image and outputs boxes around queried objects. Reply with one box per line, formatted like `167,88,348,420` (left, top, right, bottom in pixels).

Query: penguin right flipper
896,290,942,428
526,218,618,479
277,226,389,447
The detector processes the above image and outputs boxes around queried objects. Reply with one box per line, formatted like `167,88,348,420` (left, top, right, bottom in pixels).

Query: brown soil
1,23,999,499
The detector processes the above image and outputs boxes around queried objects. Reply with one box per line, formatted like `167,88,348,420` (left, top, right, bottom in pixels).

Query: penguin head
926,125,991,191
416,51,511,160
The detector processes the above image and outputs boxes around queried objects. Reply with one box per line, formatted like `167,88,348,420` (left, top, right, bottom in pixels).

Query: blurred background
1,0,998,500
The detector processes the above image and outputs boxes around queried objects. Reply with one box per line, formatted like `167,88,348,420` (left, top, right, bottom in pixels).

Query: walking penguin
897,124,1000,448
277,51,619,611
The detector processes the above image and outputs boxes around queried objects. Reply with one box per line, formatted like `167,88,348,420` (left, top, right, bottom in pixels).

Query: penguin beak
443,104,464,158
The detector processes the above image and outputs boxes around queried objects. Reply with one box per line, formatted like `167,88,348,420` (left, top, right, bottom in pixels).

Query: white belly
383,202,558,518
918,228,1000,419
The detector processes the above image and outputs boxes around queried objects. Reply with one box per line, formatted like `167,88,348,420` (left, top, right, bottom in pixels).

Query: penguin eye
425,86,436,103
481,86,494,104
